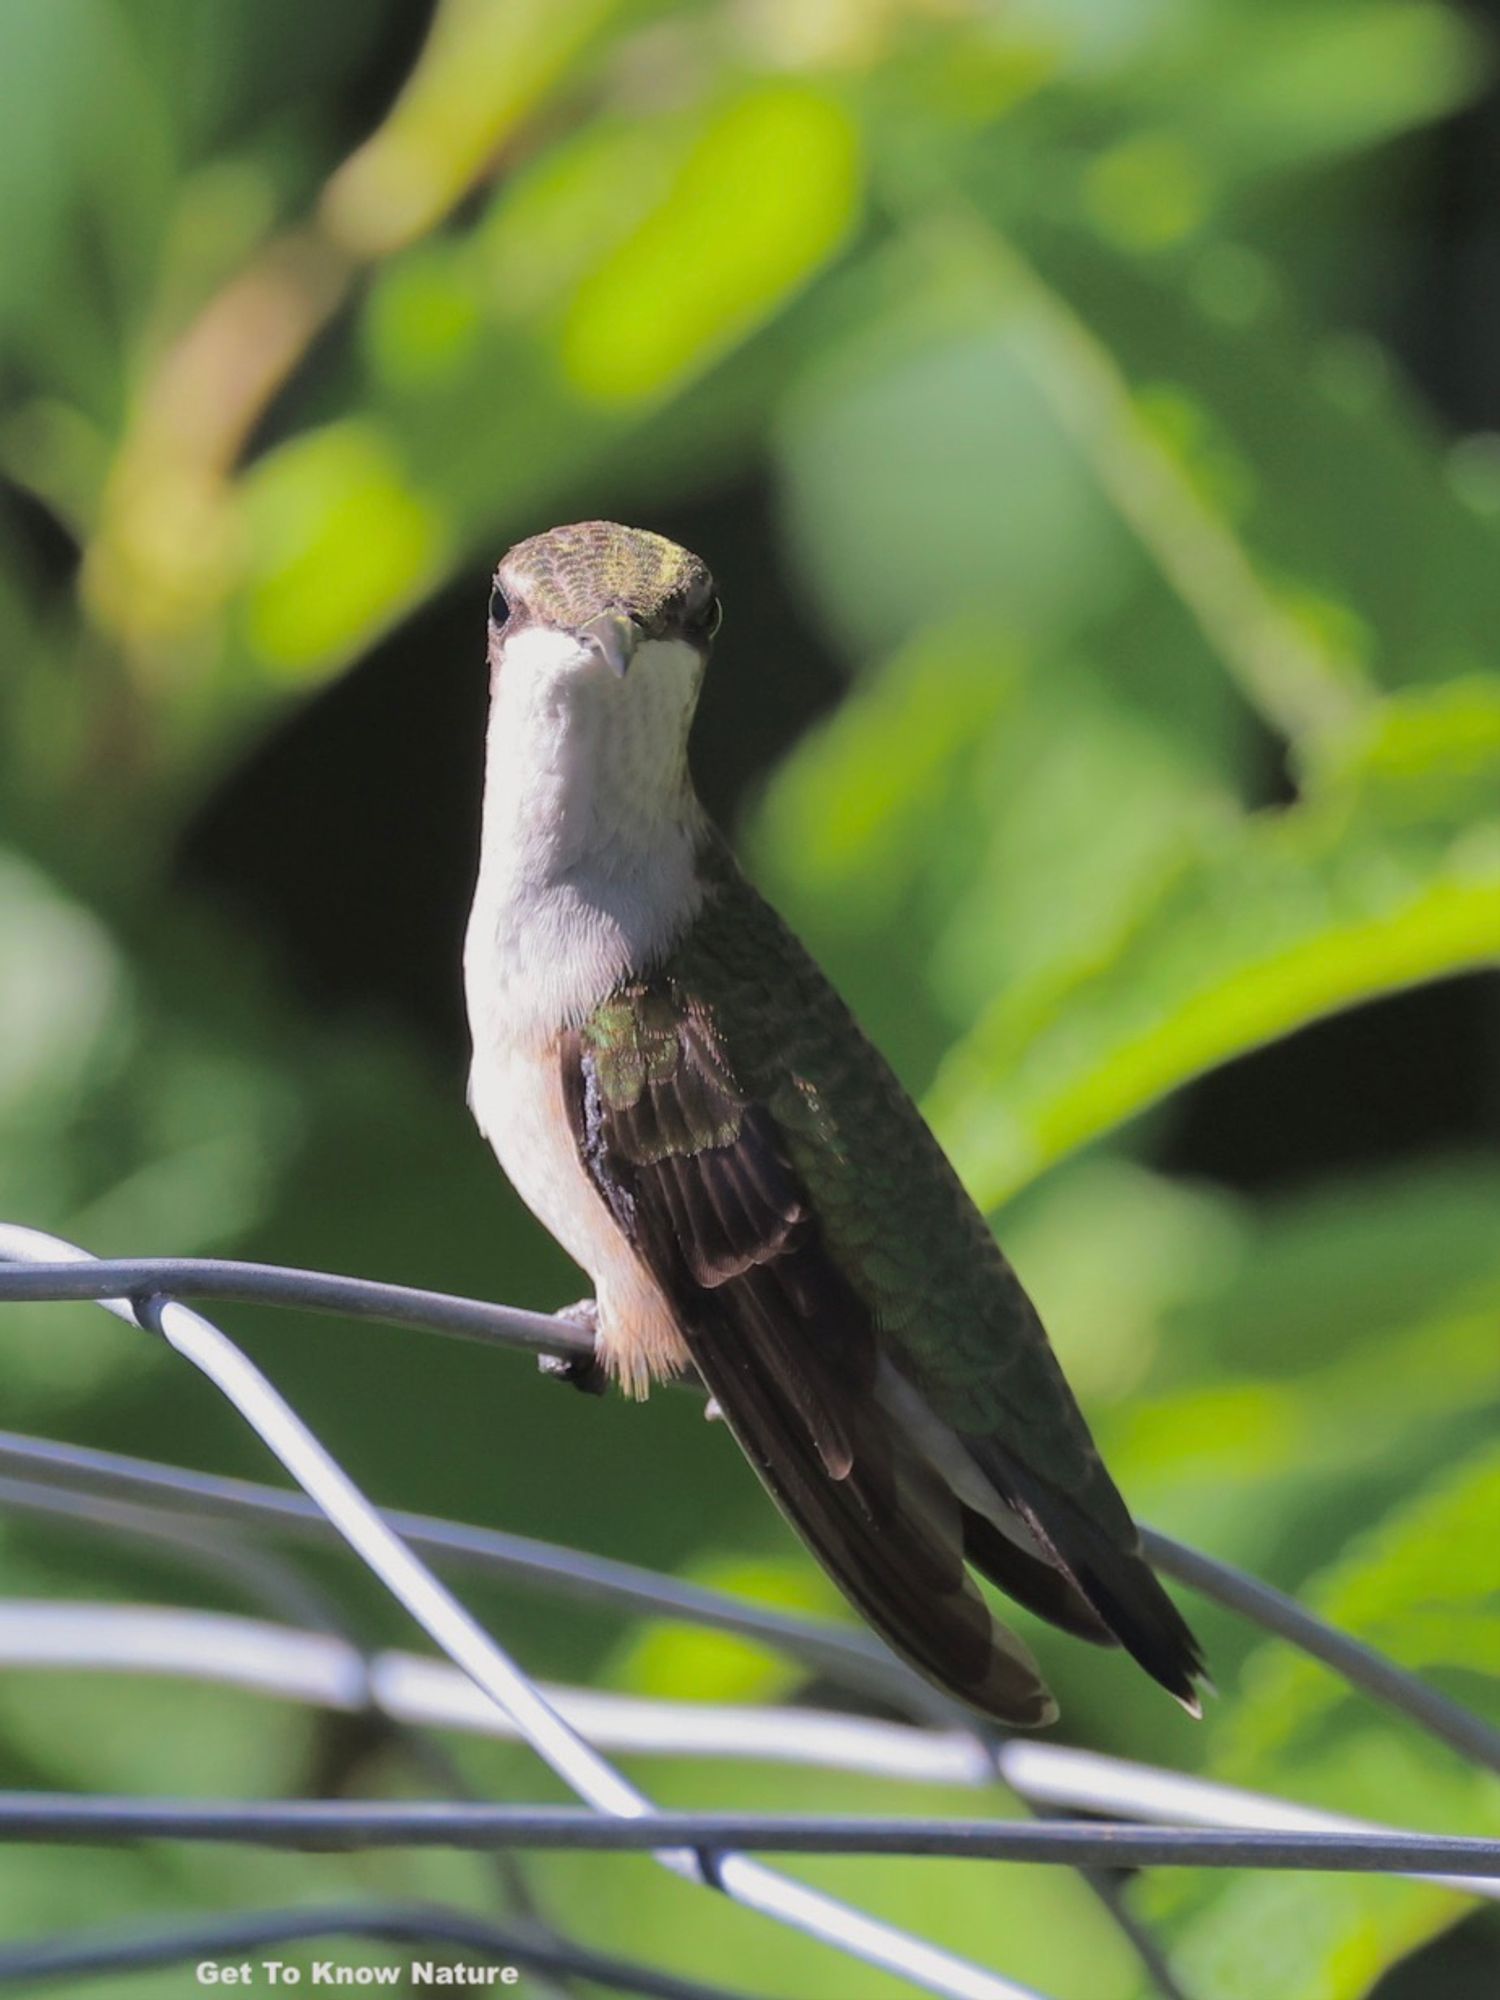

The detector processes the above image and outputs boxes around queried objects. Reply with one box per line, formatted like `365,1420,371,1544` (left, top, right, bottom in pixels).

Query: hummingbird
463,520,1205,1726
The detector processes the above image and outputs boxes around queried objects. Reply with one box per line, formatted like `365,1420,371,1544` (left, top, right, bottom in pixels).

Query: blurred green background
0,0,1498,1994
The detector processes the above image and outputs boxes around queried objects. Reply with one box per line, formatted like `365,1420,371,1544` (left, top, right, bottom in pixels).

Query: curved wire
0,1427,939,1719
0,1598,1488,1904
0,1223,1047,2000
1143,1529,1500,1775
4,1231,1497,1995
0,1258,586,1361
0,1253,1492,1772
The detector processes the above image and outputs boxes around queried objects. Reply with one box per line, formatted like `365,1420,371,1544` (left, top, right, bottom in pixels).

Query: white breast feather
463,625,702,1391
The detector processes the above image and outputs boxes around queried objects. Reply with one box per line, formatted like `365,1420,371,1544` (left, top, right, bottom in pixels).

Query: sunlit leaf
1223,1443,1500,1776
1164,1868,1464,2000
608,1556,835,1705
239,420,450,675
563,84,861,405
321,0,634,258
927,704,1500,1208
1012,230,1500,715
1150,1445,1500,2000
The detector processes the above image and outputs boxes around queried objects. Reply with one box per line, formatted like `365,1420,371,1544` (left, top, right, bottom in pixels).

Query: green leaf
1149,1446,1500,2000
1163,1869,1466,2000
239,419,451,677
1222,1443,1500,1777
776,293,1134,659
1007,229,1500,721
0,0,171,410
320,0,636,258
926,698,1500,1209
562,84,862,405
1170,4,1484,177
607,1555,836,1705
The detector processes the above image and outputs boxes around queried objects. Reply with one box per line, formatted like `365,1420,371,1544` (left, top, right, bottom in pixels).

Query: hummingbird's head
482,523,721,856
491,520,721,680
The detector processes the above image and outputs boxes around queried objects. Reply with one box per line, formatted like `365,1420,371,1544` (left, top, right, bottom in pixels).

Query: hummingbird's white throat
463,618,703,1390
465,622,708,1038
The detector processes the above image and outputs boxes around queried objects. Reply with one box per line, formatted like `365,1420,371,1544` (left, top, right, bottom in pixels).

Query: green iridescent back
644,837,1136,1544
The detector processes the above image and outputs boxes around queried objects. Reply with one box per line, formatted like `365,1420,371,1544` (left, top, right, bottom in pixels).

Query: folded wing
562,985,1057,1725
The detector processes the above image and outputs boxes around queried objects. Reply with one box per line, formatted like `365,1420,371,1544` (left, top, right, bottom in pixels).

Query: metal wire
0,1427,937,1718
0,1257,585,1361
2,1254,1491,1770
0,1469,353,1638
0,1224,1047,2000
1142,1529,1500,1775
2,1257,1496,1762
1,1600,1486,1904
0,1228,1495,1999
0,1600,981,1780
1,1794,1496,1873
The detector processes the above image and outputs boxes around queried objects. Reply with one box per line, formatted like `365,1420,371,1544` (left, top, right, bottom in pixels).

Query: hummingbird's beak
579,610,639,678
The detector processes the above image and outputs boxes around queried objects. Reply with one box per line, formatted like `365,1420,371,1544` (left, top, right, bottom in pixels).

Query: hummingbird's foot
703,1395,724,1423
539,1298,609,1396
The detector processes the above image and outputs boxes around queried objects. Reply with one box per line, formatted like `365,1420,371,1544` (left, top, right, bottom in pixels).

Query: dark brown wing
562,986,1056,1725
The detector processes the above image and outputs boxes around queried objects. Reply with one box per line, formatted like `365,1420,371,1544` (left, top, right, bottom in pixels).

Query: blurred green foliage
0,1,1497,1995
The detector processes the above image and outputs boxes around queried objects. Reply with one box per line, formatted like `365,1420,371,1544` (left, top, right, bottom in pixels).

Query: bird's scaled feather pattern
498,520,713,636
560,835,1205,1725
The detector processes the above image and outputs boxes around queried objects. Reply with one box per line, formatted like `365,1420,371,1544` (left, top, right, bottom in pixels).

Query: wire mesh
0,1223,1494,2000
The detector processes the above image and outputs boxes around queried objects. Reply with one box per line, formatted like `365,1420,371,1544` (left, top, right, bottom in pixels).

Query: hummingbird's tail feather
961,1509,1117,1645
1066,1550,1205,1717
689,1305,1058,1727
976,1455,1206,1715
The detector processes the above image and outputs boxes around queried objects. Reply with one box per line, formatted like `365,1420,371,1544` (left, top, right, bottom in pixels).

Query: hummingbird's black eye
488,583,508,625
692,594,722,642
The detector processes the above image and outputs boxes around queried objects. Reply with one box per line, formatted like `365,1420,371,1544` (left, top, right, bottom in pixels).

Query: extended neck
477,626,705,886
466,626,708,1032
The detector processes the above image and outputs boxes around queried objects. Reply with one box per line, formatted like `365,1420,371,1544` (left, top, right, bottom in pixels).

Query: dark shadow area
1370,1908,1500,2000
1161,973,1500,1192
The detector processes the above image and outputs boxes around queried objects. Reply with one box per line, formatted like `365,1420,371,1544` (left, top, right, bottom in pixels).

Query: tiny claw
703,1396,724,1423
540,1298,607,1395
538,1350,609,1396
